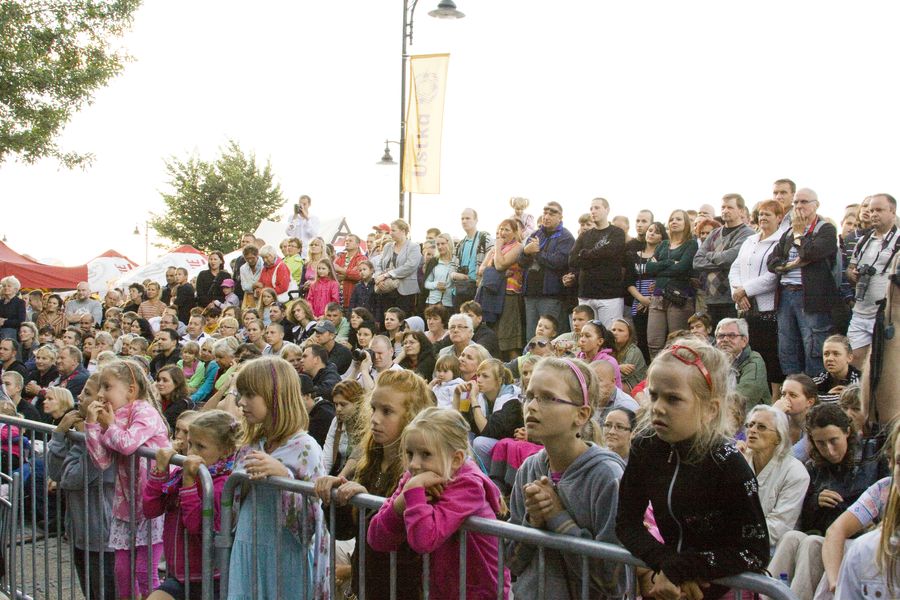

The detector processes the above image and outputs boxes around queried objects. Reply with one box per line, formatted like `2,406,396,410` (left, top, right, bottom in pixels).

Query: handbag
661,283,688,307
375,247,400,295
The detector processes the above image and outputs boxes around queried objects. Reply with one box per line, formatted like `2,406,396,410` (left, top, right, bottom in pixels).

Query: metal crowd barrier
0,415,216,600
217,471,799,600
1,411,798,600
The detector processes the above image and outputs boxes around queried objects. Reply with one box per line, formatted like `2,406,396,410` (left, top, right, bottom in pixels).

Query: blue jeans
524,296,562,343
777,288,833,376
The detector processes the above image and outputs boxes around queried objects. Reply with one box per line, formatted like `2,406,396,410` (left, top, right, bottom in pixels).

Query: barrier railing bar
458,528,467,600
250,486,258,600
328,500,336,600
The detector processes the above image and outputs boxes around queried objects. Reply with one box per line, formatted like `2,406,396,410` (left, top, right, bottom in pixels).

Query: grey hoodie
46,431,115,551
506,444,626,599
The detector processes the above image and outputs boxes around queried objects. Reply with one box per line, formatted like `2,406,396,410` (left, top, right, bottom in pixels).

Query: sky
2,1,899,266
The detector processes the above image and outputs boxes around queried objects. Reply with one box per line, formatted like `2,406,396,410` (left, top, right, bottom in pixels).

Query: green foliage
0,0,141,167
152,140,285,253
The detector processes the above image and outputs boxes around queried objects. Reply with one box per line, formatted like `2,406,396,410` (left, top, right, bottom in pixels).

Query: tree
152,140,285,253
0,0,141,167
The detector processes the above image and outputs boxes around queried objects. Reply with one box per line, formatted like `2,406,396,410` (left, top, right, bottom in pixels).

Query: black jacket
767,220,839,314
327,343,353,376
171,283,196,325
308,398,335,448
464,392,523,440
616,434,769,598
472,323,501,359
799,449,882,535
195,269,231,308
310,363,341,401
162,397,193,433
569,225,627,299
150,348,182,379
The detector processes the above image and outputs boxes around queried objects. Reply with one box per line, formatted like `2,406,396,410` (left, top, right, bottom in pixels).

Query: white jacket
836,527,896,599
745,452,809,548
729,231,781,312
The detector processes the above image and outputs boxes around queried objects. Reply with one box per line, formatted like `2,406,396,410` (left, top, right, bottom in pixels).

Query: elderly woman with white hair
257,244,294,303
0,276,26,340
742,404,810,551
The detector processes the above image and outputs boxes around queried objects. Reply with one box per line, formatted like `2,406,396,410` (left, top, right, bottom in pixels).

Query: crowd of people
0,181,898,599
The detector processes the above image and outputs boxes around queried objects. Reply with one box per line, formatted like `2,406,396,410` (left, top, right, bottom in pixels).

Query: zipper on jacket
666,445,685,553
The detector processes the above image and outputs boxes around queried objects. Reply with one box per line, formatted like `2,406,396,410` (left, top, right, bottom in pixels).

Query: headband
269,362,279,423
667,345,713,390
562,359,590,407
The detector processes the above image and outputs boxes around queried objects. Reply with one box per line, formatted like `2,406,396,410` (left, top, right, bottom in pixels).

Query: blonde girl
85,360,171,599
171,410,199,454
506,357,624,598
302,237,327,292
323,379,369,477
616,339,769,600
454,358,522,473
144,410,241,600
228,356,330,599
306,258,340,318
314,369,432,600
369,407,510,599
257,287,278,326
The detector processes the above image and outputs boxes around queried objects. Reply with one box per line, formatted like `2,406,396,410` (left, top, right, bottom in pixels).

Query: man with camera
285,194,319,258
345,335,401,390
846,193,899,366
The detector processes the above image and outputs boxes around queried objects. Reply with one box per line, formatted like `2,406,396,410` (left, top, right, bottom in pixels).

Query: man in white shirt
284,194,319,258
181,315,210,345
846,193,898,365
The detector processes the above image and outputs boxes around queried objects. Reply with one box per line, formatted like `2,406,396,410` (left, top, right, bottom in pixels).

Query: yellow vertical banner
402,53,449,194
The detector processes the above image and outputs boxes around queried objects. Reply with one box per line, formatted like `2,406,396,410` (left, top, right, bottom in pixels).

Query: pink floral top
85,400,170,521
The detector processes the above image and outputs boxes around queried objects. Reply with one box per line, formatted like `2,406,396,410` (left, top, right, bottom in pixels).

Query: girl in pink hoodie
85,360,170,599
368,407,511,600
143,409,240,599
306,259,340,317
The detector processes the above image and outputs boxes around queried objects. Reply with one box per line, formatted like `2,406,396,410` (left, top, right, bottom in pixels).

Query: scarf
161,453,236,495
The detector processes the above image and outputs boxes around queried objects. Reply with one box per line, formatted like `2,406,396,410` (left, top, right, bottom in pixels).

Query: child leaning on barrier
85,360,171,599
228,356,331,600
506,357,626,600
314,369,432,600
368,407,511,600
143,410,240,600
47,372,117,600
615,339,770,600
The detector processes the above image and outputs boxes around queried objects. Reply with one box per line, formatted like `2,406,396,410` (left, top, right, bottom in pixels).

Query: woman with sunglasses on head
616,338,769,600
741,405,809,552
506,357,626,599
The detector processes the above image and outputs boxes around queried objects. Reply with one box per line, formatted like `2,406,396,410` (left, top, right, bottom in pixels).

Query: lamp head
429,0,465,19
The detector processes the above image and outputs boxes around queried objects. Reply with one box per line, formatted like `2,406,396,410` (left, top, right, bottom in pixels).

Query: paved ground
8,529,81,600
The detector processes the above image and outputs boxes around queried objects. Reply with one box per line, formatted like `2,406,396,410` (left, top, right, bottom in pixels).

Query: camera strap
853,226,899,274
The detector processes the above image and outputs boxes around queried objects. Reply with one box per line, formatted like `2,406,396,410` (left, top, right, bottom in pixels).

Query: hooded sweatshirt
368,460,510,600
506,444,626,599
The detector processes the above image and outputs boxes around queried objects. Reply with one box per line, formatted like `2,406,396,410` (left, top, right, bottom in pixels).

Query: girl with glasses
506,357,626,599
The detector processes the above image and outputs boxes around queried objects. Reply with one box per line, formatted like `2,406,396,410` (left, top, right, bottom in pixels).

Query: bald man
65,282,102,325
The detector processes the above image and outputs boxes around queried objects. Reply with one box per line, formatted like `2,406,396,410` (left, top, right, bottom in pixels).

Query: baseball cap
372,223,390,233
314,320,336,334
221,279,235,288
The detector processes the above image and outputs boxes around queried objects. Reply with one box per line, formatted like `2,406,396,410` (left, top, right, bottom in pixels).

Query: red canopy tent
0,240,88,290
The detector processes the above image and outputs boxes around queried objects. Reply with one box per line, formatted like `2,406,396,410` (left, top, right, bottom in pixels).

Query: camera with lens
352,348,374,362
854,264,878,302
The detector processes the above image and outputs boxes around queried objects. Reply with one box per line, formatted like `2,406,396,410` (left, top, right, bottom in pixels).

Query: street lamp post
133,221,149,264
394,0,464,224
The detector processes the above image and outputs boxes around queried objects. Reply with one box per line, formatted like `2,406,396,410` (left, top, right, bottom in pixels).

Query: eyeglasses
745,420,771,433
715,332,744,340
602,423,632,432
667,344,713,390
524,392,581,407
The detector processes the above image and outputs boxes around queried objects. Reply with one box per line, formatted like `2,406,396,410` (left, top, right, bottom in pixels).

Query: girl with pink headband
505,357,626,598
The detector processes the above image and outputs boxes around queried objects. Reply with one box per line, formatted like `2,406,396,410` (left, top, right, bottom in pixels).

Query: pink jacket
260,258,292,295
0,423,22,460
306,278,340,317
368,461,510,600
142,465,230,582
85,400,170,521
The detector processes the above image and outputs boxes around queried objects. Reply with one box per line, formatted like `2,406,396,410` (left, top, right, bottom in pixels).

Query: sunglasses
667,344,713,390
527,340,550,350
